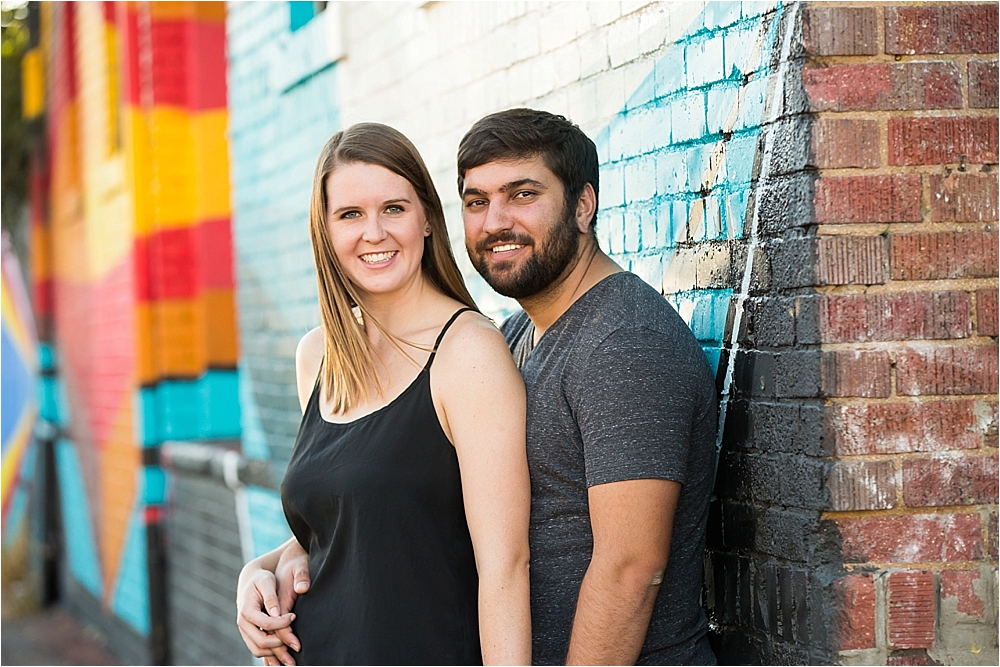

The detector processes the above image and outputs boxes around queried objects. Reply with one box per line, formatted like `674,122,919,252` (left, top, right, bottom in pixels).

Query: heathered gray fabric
502,272,717,666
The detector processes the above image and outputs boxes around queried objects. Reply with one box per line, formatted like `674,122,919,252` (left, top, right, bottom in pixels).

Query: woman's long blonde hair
308,123,478,413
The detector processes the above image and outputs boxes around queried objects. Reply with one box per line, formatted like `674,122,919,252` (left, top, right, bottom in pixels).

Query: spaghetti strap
424,308,475,370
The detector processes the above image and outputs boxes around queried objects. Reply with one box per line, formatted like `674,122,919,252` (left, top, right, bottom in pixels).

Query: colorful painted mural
27,2,240,658
17,2,995,665
1,231,37,546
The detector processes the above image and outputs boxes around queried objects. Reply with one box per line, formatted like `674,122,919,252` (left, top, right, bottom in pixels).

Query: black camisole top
281,309,481,665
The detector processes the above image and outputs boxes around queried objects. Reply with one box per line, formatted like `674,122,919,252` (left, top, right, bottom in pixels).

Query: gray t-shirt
503,272,717,666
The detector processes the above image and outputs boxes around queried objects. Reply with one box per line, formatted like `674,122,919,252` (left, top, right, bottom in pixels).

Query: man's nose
482,201,513,235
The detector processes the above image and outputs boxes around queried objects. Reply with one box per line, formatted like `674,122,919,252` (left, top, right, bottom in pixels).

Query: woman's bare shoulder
435,311,517,374
296,326,325,363
295,326,325,411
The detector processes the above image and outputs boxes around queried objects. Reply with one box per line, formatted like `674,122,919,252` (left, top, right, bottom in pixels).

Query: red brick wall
804,3,998,664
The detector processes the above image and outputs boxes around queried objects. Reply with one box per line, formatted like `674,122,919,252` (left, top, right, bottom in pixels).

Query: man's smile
490,244,525,255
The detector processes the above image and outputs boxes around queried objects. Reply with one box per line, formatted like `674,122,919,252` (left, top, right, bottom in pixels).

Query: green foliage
2,1,33,237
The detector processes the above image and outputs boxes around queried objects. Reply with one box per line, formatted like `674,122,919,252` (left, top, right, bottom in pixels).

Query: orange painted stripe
134,290,238,383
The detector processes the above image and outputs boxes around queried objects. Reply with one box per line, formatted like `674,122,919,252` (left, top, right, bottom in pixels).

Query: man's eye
464,199,486,209
513,190,536,200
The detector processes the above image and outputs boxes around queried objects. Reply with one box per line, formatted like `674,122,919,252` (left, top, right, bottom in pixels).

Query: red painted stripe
135,219,235,301
150,19,188,107
119,5,142,108
144,505,165,524
147,227,198,299
33,279,53,318
199,218,235,290
188,20,228,110
133,235,151,301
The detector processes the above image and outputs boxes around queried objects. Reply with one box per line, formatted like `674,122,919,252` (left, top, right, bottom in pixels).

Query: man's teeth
491,244,524,253
360,251,397,263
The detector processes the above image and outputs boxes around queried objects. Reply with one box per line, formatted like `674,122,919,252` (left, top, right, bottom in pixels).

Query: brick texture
819,291,971,343
814,175,922,224
811,118,880,169
896,345,998,395
969,60,999,108
886,4,1000,54
837,513,983,563
890,231,999,280
903,454,999,506
816,235,887,285
940,570,986,618
831,573,877,650
827,400,986,455
802,6,878,56
889,117,999,166
990,512,999,561
827,460,895,511
804,62,962,112
977,288,998,336
888,571,936,650
820,350,891,397
930,173,999,223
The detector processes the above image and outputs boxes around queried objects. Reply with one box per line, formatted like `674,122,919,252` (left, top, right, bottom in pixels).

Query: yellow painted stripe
1,404,37,509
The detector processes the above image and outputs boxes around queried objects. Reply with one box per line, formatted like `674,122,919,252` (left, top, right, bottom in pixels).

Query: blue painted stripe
136,370,242,446
54,438,103,598
110,500,151,635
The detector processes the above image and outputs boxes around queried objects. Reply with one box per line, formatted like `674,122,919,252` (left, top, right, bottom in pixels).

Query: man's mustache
473,232,535,255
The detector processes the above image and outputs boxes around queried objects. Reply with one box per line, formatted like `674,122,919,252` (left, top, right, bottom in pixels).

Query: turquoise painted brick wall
594,2,786,376
227,1,340,471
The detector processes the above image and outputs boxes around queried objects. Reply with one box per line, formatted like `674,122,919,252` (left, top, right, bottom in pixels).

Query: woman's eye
385,205,404,214
341,210,361,219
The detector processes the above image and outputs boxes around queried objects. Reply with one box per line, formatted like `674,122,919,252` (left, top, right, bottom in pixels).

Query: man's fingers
258,582,282,618
292,562,311,594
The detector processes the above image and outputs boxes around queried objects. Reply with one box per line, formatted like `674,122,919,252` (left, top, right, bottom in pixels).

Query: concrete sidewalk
1,606,119,666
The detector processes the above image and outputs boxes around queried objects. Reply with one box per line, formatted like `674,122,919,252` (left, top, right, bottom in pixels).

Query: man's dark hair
457,108,600,234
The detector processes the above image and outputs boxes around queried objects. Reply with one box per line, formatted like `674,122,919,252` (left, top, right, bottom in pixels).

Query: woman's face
325,162,429,300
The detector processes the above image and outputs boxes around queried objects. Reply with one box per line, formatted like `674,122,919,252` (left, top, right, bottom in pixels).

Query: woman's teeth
360,251,397,263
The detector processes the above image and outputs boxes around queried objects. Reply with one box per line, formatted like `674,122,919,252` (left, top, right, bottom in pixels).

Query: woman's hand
235,538,308,666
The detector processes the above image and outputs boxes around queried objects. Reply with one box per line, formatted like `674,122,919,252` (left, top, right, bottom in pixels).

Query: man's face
461,157,580,299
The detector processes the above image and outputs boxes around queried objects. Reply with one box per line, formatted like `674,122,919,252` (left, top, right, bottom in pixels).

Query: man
240,109,717,665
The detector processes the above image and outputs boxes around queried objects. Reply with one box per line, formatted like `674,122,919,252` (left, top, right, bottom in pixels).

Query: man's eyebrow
500,178,546,193
462,179,547,199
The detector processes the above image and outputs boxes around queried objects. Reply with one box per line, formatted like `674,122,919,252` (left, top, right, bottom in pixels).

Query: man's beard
467,204,580,300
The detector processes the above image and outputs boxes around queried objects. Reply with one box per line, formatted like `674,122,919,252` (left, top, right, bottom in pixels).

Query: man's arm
565,478,680,665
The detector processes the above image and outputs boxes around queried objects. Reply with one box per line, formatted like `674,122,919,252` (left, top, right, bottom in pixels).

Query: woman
235,124,531,665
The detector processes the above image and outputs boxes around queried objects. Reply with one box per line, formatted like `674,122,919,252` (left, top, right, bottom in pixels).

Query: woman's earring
424,226,432,236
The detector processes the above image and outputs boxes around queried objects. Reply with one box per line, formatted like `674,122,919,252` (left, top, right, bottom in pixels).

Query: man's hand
274,540,311,623
235,539,311,666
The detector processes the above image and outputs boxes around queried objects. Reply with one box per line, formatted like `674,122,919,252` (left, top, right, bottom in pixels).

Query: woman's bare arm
435,315,532,665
